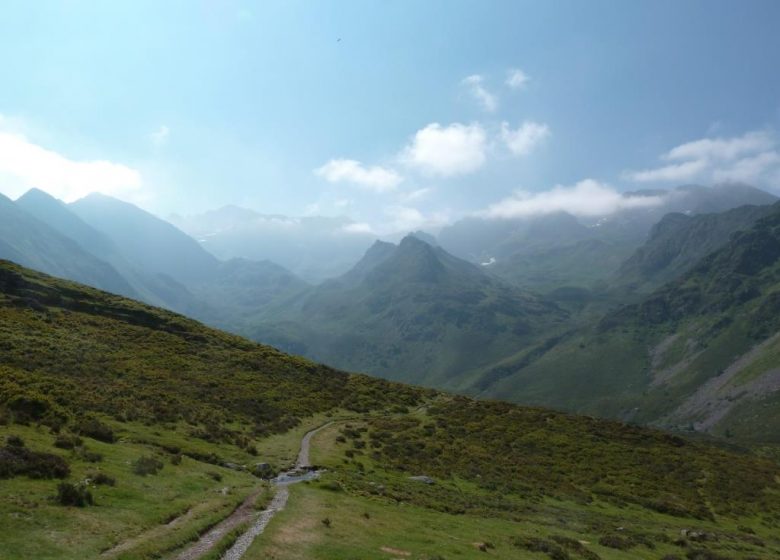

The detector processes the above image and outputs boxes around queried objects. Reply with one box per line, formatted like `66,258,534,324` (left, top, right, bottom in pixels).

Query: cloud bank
0,129,142,202
625,130,780,185
480,179,665,219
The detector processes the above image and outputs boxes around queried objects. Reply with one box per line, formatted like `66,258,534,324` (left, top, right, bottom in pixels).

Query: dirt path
295,421,333,469
174,490,263,560
176,421,333,560
218,486,289,560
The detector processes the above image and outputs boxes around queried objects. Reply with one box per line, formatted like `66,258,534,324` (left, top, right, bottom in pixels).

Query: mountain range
1,182,779,445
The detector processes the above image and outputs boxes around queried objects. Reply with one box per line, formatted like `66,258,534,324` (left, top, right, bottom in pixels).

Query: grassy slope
0,259,425,559
248,400,780,559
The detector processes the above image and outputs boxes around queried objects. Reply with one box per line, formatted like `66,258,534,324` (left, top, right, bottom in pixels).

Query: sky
1,0,780,234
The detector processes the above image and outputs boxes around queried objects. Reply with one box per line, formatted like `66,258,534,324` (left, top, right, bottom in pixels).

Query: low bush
53,433,82,450
56,482,93,507
88,472,116,486
598,535,636,550
511,536,570,560
75,417,115,443
132,455,163,476
0,443,69,479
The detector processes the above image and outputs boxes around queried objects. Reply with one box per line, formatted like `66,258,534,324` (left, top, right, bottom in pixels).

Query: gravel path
175,490,262,560
176,421,334,560
295,421,333,468
218,486,289,560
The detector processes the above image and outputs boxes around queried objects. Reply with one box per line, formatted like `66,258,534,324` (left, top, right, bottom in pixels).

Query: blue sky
1,0,780,233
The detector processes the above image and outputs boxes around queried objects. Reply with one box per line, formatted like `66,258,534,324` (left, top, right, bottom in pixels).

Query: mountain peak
16,187,61,204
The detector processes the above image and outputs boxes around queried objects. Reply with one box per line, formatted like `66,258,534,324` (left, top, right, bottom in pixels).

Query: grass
0,423,257,559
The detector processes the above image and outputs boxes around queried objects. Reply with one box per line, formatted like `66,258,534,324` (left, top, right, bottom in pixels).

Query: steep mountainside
248,236,567,388
477,204,780,444
616,202,778,293
1,260,779,559
0,193,135,298
70,193,220,286
15,189,207,311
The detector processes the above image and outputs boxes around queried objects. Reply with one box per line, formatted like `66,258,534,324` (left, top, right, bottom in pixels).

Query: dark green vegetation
615,203,778,295
477,202,780,445
1,261,779,559
0,259,423,437
249,235,566,388
365,398,779,519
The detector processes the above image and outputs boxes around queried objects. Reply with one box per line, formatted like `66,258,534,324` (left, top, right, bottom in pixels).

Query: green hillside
1,259,780,559
477,203,780,445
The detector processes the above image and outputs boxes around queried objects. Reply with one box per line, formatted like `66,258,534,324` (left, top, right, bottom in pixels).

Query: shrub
6,435,24,447
511,536,570,560
76,446,103,463
88,472,116,486
75,417,115,443
207,471,223,482
0,444,69,479
170,453,182,465
598,535,635,550
56,482,93,507
54,434,82,450
321,517,332,528
132,455,163,476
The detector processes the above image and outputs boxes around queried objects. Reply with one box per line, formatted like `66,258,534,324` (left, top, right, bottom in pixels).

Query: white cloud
712,150,780,183
462,74,498,112
500,121,550,156
0,129,142,202
625,129,780,186
150,125,170,147
342,222,374,234
624,159,709,183
480,179,665,219
665,130,774,162
506,68,530,90
401,122,487,177
315,158,402,192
